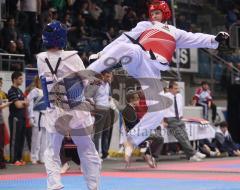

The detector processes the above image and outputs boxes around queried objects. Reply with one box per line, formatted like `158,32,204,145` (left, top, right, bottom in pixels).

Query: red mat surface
118,159,240,172
0,171,240,182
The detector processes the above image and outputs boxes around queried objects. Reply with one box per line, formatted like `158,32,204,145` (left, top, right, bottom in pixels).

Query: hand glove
215,32,229,43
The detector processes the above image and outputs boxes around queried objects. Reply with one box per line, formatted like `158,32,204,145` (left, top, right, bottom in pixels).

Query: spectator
62,11,72,30
193,81,217,122
49,0,68,12
121,7,138,31
0,78,7,99
8,71,29,166
226,3,240,29
89,2,103,21
122,90,164,168
5,40,24,71
79,52,90,67
215,121,240,156
114,0,125,23
6,0,19,19
220,62,234,91
176,14,192,32
0,17,19,50
0,92,12,169
7,40,18,54
198,139,221,157
19,0,41,35
27,76,46,165
102,26,117,47
16,39,32,66
93,70,112,159
163,81,206,161
49,7,59,20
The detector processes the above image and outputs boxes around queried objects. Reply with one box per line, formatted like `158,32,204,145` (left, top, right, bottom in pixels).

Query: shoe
60,162,70,174
32,161,38,165
101,153,109,159
124,141,134,168
20,160,26,165
195,152,206,159
14,161,24,166
189,155,202,162
143,154,157,168
209,151,217,157
37,160,44,164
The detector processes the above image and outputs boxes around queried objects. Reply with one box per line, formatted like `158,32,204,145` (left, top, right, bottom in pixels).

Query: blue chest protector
40,57,85,109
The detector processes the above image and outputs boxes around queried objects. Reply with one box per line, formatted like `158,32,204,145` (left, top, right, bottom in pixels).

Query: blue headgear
42,20,67,49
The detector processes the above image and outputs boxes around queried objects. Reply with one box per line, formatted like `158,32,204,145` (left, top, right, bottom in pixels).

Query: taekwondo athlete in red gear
37,20,101,190
87,0,229,165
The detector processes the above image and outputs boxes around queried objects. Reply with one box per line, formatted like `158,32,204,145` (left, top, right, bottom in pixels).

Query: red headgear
148,0,171,21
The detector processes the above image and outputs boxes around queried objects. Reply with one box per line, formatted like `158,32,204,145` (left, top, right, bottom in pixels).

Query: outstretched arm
175,27,229,49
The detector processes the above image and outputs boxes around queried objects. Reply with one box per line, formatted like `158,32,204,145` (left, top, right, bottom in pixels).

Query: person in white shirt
37,20,101,190
163,81,206,161
93,70,112,159
27,76,47,164
87,0,229,164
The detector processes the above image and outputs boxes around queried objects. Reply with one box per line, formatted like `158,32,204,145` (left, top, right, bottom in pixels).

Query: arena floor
0,156,240,190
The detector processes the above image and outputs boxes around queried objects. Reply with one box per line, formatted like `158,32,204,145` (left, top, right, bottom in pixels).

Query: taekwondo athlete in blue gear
37,20,101,190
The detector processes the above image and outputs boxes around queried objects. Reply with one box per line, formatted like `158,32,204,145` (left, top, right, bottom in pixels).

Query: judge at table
163,81,206,162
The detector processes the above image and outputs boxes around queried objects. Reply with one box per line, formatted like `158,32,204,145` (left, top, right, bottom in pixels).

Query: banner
171,48,198,73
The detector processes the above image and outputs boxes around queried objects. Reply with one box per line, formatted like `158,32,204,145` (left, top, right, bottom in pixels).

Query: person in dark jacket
215,121,240,156
122,90,163,168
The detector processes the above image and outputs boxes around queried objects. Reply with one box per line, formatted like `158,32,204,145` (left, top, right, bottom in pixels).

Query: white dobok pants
44,123,101,190
88,43,172,146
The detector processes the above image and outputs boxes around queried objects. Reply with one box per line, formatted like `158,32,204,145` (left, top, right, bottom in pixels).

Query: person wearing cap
87,0,230,164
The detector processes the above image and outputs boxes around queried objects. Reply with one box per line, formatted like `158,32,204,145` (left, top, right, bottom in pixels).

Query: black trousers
144,135,164,158
9,116,26,162
60,137,80,165
25,127,32,151
93,108,111,157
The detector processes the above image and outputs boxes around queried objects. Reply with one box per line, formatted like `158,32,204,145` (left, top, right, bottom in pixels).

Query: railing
199,48,240,96
0,53,25,71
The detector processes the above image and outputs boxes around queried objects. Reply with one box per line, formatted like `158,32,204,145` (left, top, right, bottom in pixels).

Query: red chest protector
138,27,176,62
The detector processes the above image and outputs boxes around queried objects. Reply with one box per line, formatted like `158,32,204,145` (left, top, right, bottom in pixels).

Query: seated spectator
0,17,18,50
215,121,240,157
122,90,164,168
199,139,221,157
193,81,217,122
